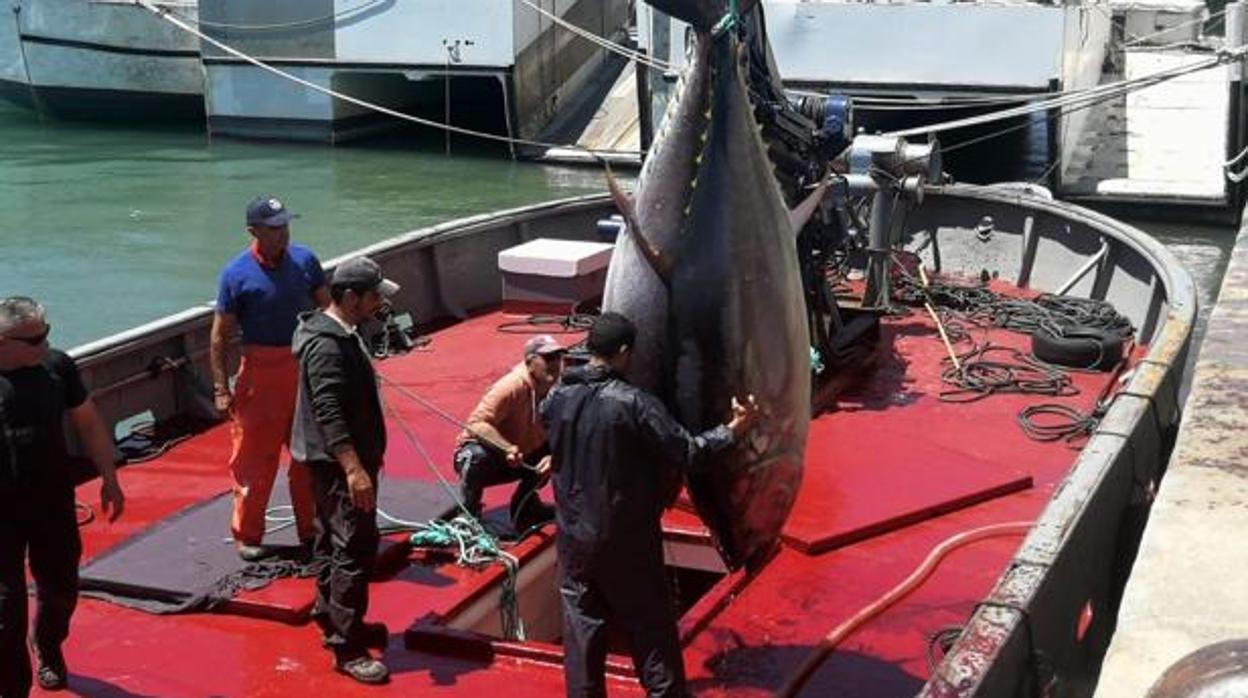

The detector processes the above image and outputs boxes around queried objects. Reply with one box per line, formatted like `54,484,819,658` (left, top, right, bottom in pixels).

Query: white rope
517,0,675,73
884,47,1241,138
1225,142,1248,182
1123,7,1225,48
1225,142,1248,168
134,0,643,158
167,0,387,32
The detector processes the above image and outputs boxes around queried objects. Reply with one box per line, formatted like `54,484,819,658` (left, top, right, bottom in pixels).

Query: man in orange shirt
454,335,564,531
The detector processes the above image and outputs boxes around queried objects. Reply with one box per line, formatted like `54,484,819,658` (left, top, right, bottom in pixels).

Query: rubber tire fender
1032,326,1124,372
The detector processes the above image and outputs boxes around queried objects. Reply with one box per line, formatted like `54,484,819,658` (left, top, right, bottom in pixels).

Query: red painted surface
28,305,1123,696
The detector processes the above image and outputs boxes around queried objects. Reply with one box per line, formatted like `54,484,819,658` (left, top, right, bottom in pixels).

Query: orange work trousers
228,345,316,545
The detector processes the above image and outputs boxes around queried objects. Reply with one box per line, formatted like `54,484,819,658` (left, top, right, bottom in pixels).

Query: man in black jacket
539,312,756,698
290,256,398,685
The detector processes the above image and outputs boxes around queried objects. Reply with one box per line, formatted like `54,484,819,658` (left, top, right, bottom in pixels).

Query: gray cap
331,256,400,297
524,334,566,357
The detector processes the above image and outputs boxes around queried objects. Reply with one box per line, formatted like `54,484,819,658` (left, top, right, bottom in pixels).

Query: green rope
410,515,526,641
712,0,742,37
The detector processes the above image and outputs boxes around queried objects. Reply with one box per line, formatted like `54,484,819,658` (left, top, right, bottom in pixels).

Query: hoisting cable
777,521,1032,698
134,0,642,160
376,374,541,474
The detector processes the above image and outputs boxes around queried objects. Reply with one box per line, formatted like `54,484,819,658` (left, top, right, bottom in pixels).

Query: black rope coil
940,344,1078,403
1017,404,1100,443
893,272,1133,340
496,313,596,334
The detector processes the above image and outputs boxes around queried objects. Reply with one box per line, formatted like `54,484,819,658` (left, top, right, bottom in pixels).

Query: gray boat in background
0,0,203,120
194,0,630,144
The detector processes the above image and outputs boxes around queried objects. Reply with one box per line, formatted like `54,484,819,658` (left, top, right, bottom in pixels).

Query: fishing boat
46,170,1192,695
0,0,203,120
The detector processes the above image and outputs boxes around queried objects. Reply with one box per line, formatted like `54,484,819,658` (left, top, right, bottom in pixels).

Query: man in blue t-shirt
211,195,330,561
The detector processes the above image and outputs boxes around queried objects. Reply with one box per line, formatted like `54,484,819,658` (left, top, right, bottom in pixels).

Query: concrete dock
1094,211,1248,696
1062,48,1235,209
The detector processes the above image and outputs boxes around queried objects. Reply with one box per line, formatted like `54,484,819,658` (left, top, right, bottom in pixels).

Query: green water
0,102,1238,353
0,103,607,348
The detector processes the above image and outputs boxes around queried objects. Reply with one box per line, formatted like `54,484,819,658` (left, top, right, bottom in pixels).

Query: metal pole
444,49,452,157
1227,2,1248,207
862,184,894,308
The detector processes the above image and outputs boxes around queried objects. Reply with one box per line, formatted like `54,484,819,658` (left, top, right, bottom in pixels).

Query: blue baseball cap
245,195,297,227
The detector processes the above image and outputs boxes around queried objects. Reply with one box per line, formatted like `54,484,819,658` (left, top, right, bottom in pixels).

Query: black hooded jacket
290,310,386,469
539,364,733,577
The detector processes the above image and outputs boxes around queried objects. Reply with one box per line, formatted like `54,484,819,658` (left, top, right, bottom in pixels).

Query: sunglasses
4,325,50,346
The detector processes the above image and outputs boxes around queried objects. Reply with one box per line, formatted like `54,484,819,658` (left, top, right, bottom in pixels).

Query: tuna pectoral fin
605,164,673,284
789,177,830,237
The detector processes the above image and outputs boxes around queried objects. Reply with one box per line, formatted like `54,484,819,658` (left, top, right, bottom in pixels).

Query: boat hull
0,0,203,120
62,187,1193,696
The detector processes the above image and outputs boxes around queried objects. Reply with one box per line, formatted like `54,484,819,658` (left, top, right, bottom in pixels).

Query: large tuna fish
602,0,817,570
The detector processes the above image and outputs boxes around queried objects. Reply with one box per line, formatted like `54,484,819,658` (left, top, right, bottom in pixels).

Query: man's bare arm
210,311,239,412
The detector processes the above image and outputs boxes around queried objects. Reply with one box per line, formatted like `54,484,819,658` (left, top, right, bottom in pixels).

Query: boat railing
913,185,1196,697
69,194,616,442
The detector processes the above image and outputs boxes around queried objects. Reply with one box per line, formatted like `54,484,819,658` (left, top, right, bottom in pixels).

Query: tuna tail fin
604,162,673,285
789,177,831,237
644,0,759,32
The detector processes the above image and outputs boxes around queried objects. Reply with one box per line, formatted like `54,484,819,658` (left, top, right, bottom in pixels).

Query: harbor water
0,102,1236,354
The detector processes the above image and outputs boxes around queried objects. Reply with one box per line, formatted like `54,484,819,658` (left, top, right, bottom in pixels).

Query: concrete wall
1057,5,1113,185
512,0,628,140
1093,209,1248,698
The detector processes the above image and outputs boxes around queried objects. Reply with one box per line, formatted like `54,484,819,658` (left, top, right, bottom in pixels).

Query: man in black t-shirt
0,297,125,697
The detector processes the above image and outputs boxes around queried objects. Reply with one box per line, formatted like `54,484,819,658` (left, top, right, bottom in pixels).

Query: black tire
1032,326,1124,371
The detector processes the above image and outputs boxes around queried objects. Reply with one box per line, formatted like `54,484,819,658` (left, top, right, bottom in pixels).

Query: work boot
32,644,68,690
334,653,390,685
512,501,556,533
237,544,269,562
322,622,389,650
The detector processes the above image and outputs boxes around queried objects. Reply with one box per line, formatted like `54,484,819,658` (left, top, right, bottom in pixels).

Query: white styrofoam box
498,239,615,278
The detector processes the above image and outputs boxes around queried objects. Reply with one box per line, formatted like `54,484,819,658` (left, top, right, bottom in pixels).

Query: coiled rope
940,343,1078,403
894,272,1133,339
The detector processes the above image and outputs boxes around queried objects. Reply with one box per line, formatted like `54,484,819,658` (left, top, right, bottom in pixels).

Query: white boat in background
0,0,203,120
196,0,631,145
629,0,1113,184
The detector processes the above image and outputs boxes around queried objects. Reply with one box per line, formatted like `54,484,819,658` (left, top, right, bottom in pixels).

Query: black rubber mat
80,475,456,615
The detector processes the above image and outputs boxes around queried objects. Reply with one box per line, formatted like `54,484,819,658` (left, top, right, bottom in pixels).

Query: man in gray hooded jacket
290,256,399,685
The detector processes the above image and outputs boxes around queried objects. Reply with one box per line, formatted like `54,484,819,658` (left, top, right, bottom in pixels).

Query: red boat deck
33,303,1125,697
